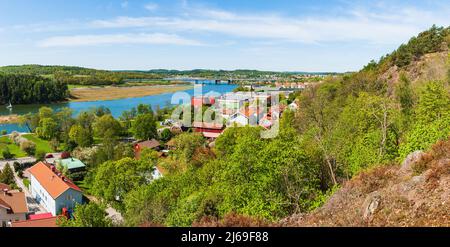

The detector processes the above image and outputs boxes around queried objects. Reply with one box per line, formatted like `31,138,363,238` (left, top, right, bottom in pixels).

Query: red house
191,96,216,108
192,122,225,139
134,139,161,159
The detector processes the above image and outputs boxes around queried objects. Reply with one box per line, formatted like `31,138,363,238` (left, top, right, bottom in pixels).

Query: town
0,81,310,227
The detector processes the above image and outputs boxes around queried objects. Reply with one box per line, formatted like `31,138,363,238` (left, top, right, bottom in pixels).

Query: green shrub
2,147,14,159
20,140,36,155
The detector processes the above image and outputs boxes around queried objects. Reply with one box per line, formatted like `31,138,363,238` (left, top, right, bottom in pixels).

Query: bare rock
362,192,381,220
400,151,425,175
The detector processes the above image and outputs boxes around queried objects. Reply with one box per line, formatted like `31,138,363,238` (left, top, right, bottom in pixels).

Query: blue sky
0,0,449,72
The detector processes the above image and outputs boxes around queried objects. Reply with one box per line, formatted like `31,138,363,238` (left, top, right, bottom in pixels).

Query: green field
0,136,27,159
22,134,53,154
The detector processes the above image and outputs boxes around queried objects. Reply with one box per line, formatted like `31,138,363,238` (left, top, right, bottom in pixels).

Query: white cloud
90,5,450,45
38,33,204,47
144,3,158,11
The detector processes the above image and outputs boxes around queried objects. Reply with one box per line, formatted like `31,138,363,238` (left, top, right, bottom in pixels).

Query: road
0,157,36,170
0,156,47,214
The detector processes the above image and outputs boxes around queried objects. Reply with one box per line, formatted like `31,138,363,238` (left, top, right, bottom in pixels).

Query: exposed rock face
380,51,449,87
279,138,450,227
400,150,425,174
362,192,381,221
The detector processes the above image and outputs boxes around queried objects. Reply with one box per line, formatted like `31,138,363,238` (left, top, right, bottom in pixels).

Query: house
57,158,86,173
27,162,83,216
192,96,216,107
192,121,225,139
134,139,161,159
228,112,249,126
0,184,28,227
228,106,266,127
217,93,251,116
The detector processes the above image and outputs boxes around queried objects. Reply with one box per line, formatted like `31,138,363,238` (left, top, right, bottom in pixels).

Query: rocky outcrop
279,138,450,227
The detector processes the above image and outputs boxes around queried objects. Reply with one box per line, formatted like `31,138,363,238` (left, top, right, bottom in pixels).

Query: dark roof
136,139,161,149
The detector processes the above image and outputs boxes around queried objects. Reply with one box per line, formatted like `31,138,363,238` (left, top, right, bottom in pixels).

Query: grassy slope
0,136,27,158
22,134,53,154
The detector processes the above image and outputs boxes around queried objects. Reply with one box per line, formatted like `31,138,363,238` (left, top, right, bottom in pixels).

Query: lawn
22,134,53,154
0,136,27,159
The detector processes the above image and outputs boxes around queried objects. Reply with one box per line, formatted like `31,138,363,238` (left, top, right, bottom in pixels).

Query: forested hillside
112,26,449,227
0,73,68,104
0,65,163,86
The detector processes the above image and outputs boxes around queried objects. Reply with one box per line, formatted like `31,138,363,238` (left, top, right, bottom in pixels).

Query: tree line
0,73,68,104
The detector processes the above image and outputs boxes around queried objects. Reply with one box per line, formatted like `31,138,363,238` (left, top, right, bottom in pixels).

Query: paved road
0,157,47,214
0,157,37,170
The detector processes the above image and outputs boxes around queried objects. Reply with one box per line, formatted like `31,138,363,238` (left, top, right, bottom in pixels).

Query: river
0,84,237,134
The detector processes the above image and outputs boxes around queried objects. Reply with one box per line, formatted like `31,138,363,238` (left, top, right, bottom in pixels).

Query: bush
23,178,30,188
2,147,14,159
35,149,47,161
1,130,7,135
13,161,34,174
67,171,87,181
20,140,36,155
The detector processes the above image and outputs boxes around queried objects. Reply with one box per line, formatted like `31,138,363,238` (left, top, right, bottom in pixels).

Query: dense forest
0,73,68,104
0,65,163,86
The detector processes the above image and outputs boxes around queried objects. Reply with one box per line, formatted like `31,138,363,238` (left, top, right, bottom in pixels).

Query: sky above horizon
1,0,449,72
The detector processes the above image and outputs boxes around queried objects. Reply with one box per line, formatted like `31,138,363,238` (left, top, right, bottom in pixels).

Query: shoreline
69,84,194,102
0,114,20,124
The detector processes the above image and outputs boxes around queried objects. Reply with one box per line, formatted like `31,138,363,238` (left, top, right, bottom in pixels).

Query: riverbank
69,84,194,102
0,114,20,124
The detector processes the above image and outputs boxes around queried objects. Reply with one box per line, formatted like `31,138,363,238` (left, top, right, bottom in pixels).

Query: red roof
203,132,222,138
192,122,224,130
12,217,59,227
29,213,54,220
27,162,81,199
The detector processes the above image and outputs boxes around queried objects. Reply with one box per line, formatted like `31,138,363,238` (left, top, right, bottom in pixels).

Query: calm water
0,84,236,134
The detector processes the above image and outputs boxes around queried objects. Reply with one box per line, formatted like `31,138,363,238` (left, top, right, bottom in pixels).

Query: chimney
3,188,8,196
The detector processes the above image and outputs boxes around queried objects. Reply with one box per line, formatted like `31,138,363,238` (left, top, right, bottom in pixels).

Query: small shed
58,158,86,173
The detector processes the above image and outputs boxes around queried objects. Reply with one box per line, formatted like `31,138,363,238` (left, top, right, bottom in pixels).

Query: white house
27,162,83,216
0,184,28,227
228,112,250,126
